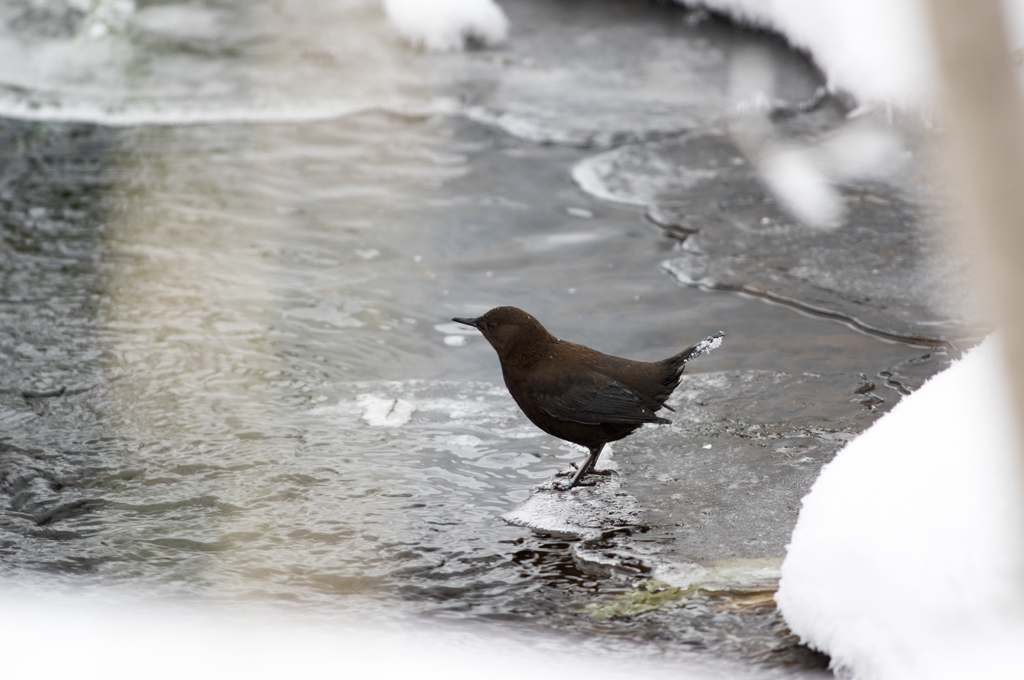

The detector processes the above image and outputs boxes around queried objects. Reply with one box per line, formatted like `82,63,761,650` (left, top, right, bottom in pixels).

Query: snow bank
678,0,936,107
775,337,1024,679
677,0,1024,108
383,0,508,52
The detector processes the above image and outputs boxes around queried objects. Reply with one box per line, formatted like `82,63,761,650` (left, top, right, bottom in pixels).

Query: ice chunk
357,394,415,427
502,480,643,541
655,557,782,596
572,143,718,206
383,0,509,52
502,447,642,540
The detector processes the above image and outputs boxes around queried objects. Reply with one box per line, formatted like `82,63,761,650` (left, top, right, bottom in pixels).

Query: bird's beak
452,316,479,329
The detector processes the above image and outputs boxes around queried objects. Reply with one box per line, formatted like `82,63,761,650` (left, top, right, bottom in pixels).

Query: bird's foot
587,469,619,477
549,477,597,492
553,465,577,479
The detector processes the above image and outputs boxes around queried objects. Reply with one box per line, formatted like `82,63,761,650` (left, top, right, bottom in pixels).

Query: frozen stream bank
0,1,981,676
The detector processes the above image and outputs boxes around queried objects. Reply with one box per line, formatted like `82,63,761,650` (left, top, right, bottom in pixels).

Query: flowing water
0,1,973,676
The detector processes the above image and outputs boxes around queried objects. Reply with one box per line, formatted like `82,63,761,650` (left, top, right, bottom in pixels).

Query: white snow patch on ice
383,0,509,52
776,336,1024,679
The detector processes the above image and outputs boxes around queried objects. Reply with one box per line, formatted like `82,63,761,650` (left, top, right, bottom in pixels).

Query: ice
572,143,720,206
131,3,222,41
433,322,479,336
502,450,645,542
606,369,896,568
655,557,782,595
566,207,593,219
572,133,978,344
383,0,509,52
356,394,415,427
775,337,1024,679
0,0,818,148
80,0,136,39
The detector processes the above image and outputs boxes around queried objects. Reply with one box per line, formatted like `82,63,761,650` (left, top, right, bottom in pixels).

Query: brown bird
453,307,722,490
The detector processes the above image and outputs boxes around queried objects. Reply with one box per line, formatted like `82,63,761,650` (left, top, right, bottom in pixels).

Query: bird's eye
488,322,498,329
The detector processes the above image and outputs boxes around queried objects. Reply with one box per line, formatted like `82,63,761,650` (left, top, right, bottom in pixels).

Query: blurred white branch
728,49,907,229
924,0,1024,510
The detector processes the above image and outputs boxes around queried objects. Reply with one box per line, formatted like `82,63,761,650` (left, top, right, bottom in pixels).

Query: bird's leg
561,445,604,489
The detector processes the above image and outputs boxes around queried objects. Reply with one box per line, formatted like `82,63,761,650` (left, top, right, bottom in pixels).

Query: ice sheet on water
568,368,905,576
0,0,825,152
310,366,897,582
573,134,981,344
572,142,721,206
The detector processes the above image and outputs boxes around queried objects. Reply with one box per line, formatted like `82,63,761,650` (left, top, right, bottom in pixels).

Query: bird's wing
533,373,671,426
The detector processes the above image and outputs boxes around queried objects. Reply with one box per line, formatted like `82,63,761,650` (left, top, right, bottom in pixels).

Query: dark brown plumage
453,306,722,489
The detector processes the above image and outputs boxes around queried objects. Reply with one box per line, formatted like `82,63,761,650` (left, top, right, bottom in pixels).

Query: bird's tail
670,331,724,373
656,332,724,411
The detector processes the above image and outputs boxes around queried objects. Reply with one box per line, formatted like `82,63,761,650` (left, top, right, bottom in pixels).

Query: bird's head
452,306,553,361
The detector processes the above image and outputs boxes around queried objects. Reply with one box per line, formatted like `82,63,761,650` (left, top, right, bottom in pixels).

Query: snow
682,0,938,107
775,337,1024,679
675,0,1024,108
383,0,508,52
0,593,730,680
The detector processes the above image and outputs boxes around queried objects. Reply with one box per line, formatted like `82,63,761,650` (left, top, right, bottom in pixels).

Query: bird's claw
549,478,597,492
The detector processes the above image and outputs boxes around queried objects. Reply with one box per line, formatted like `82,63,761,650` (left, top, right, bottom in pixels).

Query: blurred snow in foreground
776,337,1024,679
0,594,745,680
